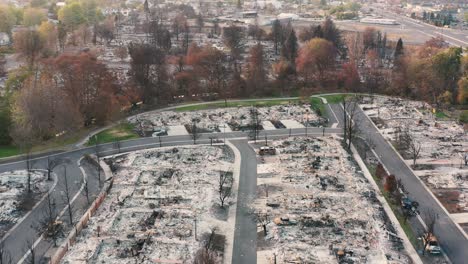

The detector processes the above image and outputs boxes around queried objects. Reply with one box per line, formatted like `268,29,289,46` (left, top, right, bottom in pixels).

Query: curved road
0,127,341,263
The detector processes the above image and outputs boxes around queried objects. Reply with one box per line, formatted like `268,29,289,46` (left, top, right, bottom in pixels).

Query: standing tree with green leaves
0,96,12,146
58,0,102,31
0,5,17,36
13,29,44,68
281,29,298,65
23,8,47,27
58,2,85,31
432,47,462,103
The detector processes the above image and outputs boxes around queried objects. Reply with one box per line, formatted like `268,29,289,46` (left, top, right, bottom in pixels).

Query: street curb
224,141,241,264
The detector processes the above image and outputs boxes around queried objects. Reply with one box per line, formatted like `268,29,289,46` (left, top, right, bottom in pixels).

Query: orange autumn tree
52,53,123,126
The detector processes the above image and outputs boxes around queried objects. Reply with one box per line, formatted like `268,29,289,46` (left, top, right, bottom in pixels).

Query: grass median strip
174,99,301,112
87,122,138,146
0,145,21,158
367,164,420,248
310,97,326,117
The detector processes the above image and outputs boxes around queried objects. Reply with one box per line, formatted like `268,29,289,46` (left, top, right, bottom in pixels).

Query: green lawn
175,99,301,112
87,122,138,146
0,129,92,159
310,97,326,117
460,110,468,124
322,94,349,104
0,145,21,158
434,110,449,119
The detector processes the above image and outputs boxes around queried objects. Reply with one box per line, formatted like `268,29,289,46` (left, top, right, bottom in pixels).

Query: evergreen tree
281,29,298,65
395,38,404,59
272,19,282,55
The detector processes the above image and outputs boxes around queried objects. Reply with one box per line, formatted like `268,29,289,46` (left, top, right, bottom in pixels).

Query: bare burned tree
260,184,270,198
25,150,33,193
217,171,233,208
62,166,74,225
421,209,438,255
256,212,270,236
191,120,201,145
407,132,422,166
193,248,217,264
208,135,218,146
83,178,90,205
0,240,12,264
249,107,261,142
93,137,102,187
24,239,36,264
342,96,361,150
45,156,68,181
194,227,221,263
113,141,121,154
37,193,61,247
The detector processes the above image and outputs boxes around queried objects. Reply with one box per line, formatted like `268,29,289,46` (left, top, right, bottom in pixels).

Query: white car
152,128,166,137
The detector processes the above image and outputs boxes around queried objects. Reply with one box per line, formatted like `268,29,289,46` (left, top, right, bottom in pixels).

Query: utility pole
194,218,197,240
343,98,347,145
223,125,226,146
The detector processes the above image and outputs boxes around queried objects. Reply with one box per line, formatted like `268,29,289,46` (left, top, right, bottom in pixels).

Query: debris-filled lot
253,137,411,263
0,170,49,238
62,145,234,263
128,104,320,136
361,97,467,161
361,96,468,227
416,167,468,213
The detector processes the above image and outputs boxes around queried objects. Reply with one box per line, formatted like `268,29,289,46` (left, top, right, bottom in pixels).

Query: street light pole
223,125,226,145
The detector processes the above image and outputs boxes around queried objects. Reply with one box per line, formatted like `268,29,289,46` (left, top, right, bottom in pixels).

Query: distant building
242,11,258,18
0,33,10,46
360,17,399,25
277,13,300,21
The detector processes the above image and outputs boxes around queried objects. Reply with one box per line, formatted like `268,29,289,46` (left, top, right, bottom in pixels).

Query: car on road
423,233,442,255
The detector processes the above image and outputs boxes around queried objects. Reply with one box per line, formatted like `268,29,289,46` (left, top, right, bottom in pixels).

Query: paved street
372,7,468,48
231,140,257,264
331,103,468,264
0,127,340,263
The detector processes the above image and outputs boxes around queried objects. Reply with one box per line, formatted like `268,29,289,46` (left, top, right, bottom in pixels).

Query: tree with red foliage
341,62,360,92
375,163,387,180
128,42,168,104
245,43,267,95
52,53,121,126
188,45,229,96
296,38,336,87
384,174,398,194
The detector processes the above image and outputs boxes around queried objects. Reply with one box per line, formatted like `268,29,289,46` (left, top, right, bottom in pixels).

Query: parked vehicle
259,146,276,155
423,233,442,254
